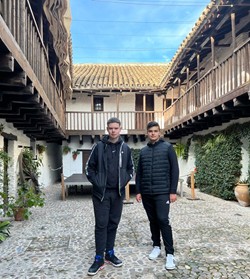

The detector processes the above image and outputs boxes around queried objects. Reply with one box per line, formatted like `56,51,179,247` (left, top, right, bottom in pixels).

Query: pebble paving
0,184,249,279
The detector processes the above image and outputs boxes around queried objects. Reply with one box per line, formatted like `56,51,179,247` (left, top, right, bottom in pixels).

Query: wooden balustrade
66,111,164,134
0,0,65,128
164,39,250,129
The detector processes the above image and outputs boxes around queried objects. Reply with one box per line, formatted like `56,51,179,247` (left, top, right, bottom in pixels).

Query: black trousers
142,193,174,255
92,189,123,257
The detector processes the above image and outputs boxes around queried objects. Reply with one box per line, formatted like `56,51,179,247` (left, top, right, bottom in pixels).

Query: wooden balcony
66,39,250,139
66,111,164,137
0,0,66,141
66,41,249,141
164,39,250,138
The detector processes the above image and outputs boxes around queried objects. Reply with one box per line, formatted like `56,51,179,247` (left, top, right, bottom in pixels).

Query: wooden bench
61,173,91,200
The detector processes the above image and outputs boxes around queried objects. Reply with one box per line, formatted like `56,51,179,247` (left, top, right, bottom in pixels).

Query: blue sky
70,0,209,64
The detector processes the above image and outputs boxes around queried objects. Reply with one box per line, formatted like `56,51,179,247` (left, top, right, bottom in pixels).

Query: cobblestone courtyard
0,183,250,279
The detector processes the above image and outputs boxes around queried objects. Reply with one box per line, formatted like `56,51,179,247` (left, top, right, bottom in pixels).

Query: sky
70,0,210,64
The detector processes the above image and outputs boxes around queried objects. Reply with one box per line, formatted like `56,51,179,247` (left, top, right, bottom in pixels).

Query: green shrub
0,220,11,242
131,148,140,169
193,122,250,200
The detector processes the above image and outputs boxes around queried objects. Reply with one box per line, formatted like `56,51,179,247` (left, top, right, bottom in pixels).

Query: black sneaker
105,250,123,267
87,256,104,276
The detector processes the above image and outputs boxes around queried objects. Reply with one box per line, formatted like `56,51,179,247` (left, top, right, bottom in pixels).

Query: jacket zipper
118,142,124,196
101,143,108,201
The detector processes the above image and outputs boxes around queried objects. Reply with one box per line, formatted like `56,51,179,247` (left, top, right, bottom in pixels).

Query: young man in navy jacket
136,121,179,270
86,117,134,276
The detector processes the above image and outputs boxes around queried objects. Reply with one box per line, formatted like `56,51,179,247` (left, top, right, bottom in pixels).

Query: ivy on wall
131,148,140,170
193,122,250,200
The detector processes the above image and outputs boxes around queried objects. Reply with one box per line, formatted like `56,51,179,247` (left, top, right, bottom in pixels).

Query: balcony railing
0,0,65,128
66,111,164,135
164,39,250,129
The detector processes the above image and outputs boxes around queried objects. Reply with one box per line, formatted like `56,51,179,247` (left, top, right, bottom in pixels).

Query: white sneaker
148,246,161,260
165,254,176,270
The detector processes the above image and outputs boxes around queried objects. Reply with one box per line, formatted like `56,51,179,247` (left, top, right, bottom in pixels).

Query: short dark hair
147,121,160,130
107,117,121,126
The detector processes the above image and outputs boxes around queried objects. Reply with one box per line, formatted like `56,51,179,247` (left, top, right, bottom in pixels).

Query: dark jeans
92,189,124,257
142,193,174,255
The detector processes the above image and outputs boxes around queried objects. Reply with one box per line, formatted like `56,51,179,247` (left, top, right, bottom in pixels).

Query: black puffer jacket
136,139,179,195
85,136,134,200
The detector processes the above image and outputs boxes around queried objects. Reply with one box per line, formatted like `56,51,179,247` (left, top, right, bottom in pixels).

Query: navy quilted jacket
136,139,179,195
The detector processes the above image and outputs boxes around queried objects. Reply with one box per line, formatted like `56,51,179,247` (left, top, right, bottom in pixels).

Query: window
94,97,103,111
164,98,177,110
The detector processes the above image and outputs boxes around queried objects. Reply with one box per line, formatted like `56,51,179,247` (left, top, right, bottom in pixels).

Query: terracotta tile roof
73,64,170,91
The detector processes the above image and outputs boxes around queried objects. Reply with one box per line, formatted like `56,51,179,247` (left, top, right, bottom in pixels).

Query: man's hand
136,193,142,203
170,194,177,203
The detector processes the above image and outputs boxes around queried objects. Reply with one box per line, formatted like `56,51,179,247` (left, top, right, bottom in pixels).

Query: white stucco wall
62,134,148,177
67,94,91,111
62,136,93,177
67,92,136,112
37,142,62,188
0,120,62,201
119,92,135,111
0,120,31,197
241,137,249,180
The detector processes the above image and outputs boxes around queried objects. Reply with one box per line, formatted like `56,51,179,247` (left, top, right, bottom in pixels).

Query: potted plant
234,178,250,207
72,150,80,160
62,145,71,155
0,182,45,221
36,144,46,155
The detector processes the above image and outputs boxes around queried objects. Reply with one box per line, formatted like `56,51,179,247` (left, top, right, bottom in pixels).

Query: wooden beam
0,71,27,87
0,16,62,128
0,53,14,72
1,132,17,141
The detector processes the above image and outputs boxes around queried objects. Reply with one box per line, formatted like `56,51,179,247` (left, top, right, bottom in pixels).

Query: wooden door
82,150,91,173
135,94,154,129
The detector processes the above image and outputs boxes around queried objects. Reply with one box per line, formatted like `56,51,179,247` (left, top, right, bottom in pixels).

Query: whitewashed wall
67,94,91,111
62,135,147,177
37,142,62,188
0,120,30,197
67,92,136,112
62,136,93,177
0,120,62,201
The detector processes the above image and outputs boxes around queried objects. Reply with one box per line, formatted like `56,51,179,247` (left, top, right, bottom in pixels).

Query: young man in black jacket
136,121,179,270
86,117,134,276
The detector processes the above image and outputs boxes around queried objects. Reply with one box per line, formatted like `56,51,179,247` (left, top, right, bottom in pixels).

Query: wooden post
196,53,200,107
231,13,237,89
190,171,195,199
125,182,130,202
123,182,133,204
211,36,216,100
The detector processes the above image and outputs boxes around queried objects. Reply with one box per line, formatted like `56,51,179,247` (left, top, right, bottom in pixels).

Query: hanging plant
174,143,186,159
36,144,46,155
72,150,80,160
62,145,71,155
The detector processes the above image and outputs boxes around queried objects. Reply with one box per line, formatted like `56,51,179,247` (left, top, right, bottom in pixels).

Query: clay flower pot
13,207,26,221
72,150,80,160
234,183,250,207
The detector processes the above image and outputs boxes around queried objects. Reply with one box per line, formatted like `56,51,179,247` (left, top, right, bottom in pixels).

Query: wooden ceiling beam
0,71,27,87
0,53,14,72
